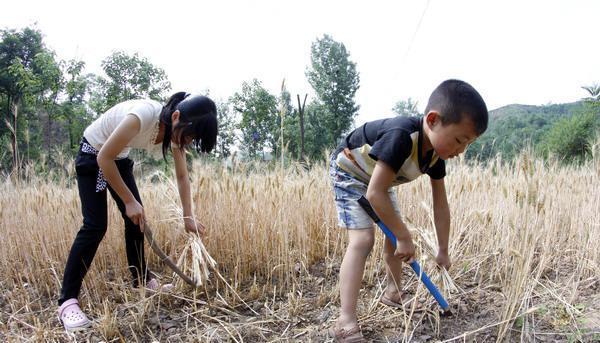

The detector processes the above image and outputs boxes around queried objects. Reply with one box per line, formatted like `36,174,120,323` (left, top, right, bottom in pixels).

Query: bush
538,109,599,164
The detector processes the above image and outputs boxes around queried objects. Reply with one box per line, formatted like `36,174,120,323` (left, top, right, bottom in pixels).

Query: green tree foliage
3,25,599,172
275,88,296,159
0,26,53,170
582,83,600,118
0,27,97,172
278,95,336,161
392,98,420,117
34,51,65,155
465,102,588,161
582,84,600,102
538,110,598,164
230,79,278,158
536,86,600,164
306,34,360,146
62,59,94,151
0,27,45,103
215,99,236,158
303,101,333,160
91,51,171,114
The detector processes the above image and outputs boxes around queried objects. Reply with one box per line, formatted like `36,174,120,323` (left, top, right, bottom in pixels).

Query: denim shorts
329,156,401,229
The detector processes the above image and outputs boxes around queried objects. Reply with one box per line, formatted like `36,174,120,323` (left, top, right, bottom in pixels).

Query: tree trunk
67,116,74,150
11,100,19,174
297,94,307,161
4,95,10,129
47,110,52,156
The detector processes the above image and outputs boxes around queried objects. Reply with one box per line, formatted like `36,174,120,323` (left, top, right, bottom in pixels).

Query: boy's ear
425,111,441,127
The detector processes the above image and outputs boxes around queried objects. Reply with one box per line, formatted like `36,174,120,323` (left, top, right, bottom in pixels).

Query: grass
0,152,598,342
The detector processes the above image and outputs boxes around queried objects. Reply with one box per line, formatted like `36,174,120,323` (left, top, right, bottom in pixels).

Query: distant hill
466,101,591,160
489,102,586,119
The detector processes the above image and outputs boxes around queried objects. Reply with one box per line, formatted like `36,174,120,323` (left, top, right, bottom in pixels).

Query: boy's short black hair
424,79,488,135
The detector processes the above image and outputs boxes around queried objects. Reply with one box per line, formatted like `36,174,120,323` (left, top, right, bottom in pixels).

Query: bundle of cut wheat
147,171,217,288
175,233,216,287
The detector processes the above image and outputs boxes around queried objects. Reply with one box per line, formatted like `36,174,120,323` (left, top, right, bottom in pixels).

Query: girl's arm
172,147,205,234
430,177,451,269
97,115,145,229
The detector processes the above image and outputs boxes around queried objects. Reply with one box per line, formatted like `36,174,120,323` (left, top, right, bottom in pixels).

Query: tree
582,83,600,117
306,34,360,146
539,110,599,164
0,27,46,171
582,83,600,102
33,51,64,154
215,99,236,158
296,94,308,160
62,59,94,150
303,101,332,160
392,97,420,117
91,51,171,114
230,79,278,158
275,85,295,160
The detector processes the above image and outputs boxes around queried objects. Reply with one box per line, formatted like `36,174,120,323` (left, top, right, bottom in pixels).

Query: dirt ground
1,259,599,342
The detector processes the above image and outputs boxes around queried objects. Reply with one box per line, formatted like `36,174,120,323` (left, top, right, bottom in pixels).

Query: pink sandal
58,298,91,331
145,278,174,293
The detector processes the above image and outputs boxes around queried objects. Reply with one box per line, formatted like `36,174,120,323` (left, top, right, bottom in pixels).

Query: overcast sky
2,0,599,126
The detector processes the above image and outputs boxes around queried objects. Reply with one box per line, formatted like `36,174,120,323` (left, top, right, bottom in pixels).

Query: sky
2,0,599,126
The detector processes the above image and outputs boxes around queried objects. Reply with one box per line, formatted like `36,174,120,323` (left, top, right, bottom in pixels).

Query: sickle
144,223,199,287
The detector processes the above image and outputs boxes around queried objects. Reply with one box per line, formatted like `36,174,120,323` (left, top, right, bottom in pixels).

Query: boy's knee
347,229,375,255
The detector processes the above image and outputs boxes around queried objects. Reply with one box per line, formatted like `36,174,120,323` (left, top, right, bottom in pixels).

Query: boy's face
426,112,479,160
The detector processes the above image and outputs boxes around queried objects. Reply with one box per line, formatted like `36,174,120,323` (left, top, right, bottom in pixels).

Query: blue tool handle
408,261,450,310
357,196,450,311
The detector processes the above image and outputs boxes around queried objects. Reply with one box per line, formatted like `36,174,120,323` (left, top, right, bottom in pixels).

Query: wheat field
0,153,598,342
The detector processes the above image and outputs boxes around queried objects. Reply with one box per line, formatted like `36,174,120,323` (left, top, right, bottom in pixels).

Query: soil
1,261,598,342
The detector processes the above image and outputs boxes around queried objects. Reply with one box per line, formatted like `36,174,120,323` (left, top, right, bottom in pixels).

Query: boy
328,79,488,342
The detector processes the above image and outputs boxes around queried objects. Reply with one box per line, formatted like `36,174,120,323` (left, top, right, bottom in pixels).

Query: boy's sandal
380,293,425,312
327,325,366,343
58,298,91,331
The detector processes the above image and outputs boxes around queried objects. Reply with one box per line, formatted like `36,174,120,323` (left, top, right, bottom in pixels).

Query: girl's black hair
160,92,218,160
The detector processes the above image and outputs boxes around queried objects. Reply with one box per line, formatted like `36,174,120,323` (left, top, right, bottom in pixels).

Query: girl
57,92,218,331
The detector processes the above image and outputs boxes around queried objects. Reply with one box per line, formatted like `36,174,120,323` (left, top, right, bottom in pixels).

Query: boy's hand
184,217,206,236
435,251,452,270
394,237,416,263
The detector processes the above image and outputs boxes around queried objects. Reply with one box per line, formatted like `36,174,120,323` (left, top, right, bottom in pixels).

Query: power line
401,0,431,66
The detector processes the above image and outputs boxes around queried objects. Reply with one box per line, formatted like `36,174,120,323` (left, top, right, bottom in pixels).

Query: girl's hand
125,200,146,232
435,251,452,270
184,217,206,236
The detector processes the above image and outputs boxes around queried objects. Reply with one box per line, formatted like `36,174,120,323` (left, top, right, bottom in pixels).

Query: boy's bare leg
336,228,375,330
383,238,404,302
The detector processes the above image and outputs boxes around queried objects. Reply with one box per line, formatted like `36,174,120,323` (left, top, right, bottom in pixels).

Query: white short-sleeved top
84,99,163,159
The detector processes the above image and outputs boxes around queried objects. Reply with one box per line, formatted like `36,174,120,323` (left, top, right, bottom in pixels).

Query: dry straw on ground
0,152,598,342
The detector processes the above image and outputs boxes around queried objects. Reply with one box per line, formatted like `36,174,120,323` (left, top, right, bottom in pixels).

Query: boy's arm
430,177,451,269
367,160,415,262
172,147,205,235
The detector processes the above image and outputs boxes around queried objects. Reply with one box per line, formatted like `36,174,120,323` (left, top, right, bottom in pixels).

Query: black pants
58,150,148,305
